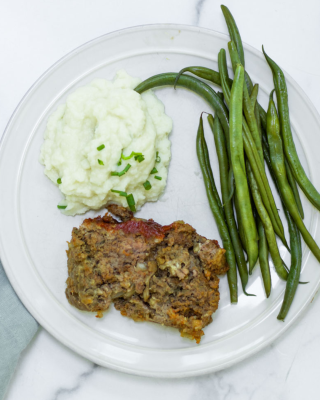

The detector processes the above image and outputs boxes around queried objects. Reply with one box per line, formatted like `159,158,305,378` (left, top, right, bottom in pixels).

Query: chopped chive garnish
111,189,127,197
156,151,161,163
118,150,145,164
123,164,131,173
57,178,62,184
57,205,67,209
154,176,162,180
98,159,104,165
143,181,152,190
134,154,145,163
126,193,136,212
97,144,105,151
150,167,158,174
121,151,142,160
111,163,131,176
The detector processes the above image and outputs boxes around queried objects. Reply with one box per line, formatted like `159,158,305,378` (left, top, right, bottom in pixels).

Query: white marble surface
1,0,320,398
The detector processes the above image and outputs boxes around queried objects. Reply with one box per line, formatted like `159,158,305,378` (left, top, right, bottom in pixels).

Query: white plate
1,24,320,378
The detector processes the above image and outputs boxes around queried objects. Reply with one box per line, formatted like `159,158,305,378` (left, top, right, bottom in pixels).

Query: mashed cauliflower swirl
40,70,172,215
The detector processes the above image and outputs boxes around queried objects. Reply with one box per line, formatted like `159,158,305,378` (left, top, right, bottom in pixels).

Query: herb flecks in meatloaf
66,205,228,343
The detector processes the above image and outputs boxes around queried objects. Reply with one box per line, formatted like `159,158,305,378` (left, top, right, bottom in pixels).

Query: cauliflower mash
40,70,172,215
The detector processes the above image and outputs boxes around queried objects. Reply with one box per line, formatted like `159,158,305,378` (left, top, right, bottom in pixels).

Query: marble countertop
2,0,320,398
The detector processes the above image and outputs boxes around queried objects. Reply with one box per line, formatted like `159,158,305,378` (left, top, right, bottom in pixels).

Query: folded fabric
0,261,38,399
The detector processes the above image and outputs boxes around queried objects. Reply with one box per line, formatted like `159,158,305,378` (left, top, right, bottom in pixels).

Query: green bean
277,210,302,320
248,83,264,146
216,55,235,203
244,71,254,95
208,113,249,293
217,50,232,147
244,86,263,159
221,5,245,67
263,47,320,211
205,6,270,140
254,99,263,140
234,192,247,254
262,127,304,219
173,66,222,87
217,90,224,101
249,192,260,269
259,105,267,132
228,41,264,161
247,161,288,279
250,84,259,108
174,65,236,92
220,6,268,157
201,122,225,219
267,90,320,262
218,49,232,107
285,159,304,219
196,114,238,303
229,64,258,271
221,4,262,95
258,218,271,297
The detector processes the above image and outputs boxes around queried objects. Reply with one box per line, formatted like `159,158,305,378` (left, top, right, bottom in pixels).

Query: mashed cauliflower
40,70,172,215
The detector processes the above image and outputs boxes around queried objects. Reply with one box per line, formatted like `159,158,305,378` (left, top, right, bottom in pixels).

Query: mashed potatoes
40,70,172,215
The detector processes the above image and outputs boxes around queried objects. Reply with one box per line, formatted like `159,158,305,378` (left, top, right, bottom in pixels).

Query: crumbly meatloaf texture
66,205,228,343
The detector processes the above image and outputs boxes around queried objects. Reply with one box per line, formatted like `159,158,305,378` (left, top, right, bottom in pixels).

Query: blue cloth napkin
0,261,38,399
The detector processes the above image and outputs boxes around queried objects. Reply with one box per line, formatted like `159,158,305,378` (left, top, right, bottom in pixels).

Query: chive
126,193,136,212
111,189,128,197
156,151,161,163
154,176,162,180
57,178,62,184
111,164,131,176
121,151,134,160
97,144,105,151
117,159,122,166
124,164,131,173
143,181,152,190
134,154,145,163
121,151,142,160
150,167,158,174
98,159,104,165
57,205,67,209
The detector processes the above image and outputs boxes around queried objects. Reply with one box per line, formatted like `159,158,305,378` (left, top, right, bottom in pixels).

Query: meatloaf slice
66,205,228,343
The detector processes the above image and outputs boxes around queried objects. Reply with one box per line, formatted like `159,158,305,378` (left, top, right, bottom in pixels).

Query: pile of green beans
134,4,319,320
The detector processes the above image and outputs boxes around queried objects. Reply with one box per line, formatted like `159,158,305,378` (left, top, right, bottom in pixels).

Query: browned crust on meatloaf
66,205,228,343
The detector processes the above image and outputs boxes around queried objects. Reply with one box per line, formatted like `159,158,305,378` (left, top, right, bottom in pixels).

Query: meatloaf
66,205,228,343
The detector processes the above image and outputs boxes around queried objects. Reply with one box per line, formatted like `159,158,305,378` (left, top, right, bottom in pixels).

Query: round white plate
1,24,320,378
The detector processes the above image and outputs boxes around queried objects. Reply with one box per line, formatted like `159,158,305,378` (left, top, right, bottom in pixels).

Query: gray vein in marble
195,0,206,25
189,372,236,400
285,354,297,382
51,364,98,400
